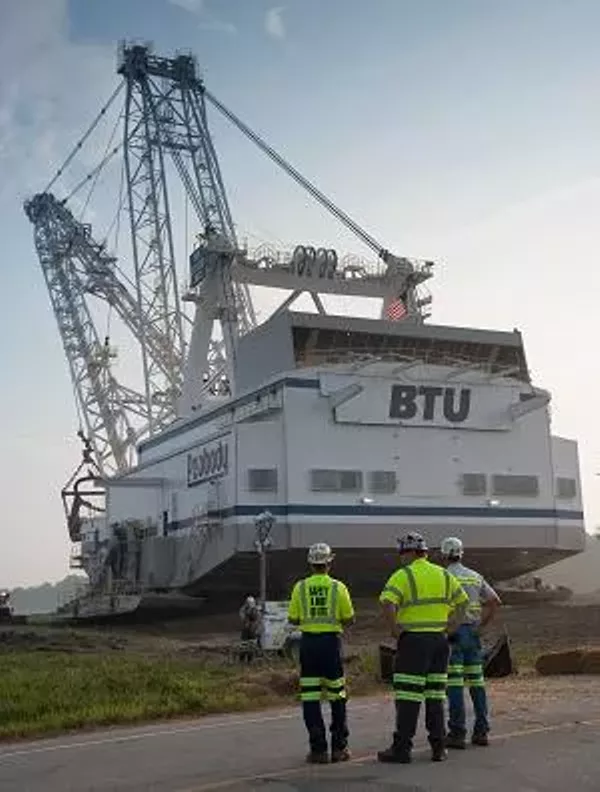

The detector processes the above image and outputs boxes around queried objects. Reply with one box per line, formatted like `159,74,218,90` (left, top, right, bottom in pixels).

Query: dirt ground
3,599,600,665
104,600,600,664
125,598,600,656
499,599,600,654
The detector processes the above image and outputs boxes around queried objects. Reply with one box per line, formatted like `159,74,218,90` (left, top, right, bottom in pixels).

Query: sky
1,0,600,587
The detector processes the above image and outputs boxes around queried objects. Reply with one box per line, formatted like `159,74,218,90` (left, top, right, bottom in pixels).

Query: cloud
0,0,115,206
0,0,118,588
265,7,286,40
167,0,237,35
168,0,206,12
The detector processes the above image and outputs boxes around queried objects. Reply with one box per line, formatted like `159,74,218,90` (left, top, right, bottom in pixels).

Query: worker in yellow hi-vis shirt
377,532,468,765
288,543,355,765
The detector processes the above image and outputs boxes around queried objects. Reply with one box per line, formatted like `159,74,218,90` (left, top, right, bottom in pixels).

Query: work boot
377,745,411,764
306,751,329,764
472,733,489,747
331,747,351,763
431,746,448,762
446,733,467,750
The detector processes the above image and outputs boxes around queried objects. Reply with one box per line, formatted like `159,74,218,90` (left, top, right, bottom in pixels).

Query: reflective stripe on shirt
402,565,452,606
446,562,496,625
394,561,460,632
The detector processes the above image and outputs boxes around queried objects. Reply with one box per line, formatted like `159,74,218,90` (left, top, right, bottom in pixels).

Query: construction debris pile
536,649,600,675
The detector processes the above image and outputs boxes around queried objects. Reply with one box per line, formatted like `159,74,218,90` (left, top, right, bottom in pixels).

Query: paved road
1,691,600,791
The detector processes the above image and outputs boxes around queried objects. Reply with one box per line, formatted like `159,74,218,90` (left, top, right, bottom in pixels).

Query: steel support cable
114,156,125,251
61,105,146,208
101,155,126,252
105,303,113,344
43,82,124,194
70,355,85,434
184,188,189,261
61,143,123,206
204,90,386,259
78,109,124,223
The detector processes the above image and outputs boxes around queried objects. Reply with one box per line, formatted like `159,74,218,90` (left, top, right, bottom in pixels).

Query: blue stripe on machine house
233,504,583,520
165,503,584,533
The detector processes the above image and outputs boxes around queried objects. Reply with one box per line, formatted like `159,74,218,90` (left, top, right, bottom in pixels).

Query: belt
400,629,446,634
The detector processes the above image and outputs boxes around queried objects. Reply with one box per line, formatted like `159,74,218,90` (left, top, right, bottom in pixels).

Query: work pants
447,624,489,737
299,632,348,754
392,631,449,753
239,625,260,663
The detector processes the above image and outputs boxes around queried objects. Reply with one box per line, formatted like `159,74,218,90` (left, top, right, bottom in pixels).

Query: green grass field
0,651,285,739
0,633,385,740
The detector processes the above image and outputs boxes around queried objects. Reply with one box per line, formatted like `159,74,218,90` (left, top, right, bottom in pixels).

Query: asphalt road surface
1,691,600,791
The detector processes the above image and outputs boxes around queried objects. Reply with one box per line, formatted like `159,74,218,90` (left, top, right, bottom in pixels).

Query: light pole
254,510,275,611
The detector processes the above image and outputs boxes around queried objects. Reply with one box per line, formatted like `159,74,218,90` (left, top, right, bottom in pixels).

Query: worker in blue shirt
440,536,502,748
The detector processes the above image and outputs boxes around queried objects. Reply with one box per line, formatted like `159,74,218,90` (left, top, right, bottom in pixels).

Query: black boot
431,744,448,762
331,747,351,763
306,725,328,763
330,710,350,764
306,751,329,764
472,732,489,747
377,744,411,764
446,733,467,750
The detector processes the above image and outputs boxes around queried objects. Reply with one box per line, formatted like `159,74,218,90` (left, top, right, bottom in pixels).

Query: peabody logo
187,440,229,487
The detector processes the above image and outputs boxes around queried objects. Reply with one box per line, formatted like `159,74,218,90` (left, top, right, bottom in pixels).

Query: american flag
384,296,408,321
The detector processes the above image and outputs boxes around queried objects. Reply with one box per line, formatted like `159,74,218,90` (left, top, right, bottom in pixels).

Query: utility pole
254,511,274,610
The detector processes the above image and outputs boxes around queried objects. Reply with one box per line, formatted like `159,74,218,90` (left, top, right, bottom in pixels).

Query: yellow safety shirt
288,573,354,633
380,558,468,632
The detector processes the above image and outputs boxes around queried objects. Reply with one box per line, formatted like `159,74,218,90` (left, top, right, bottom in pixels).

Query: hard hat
396,532,428,553
308,542,334,565
440,536,463,559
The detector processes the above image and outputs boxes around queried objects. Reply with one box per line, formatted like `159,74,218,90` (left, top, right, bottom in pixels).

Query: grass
0,651,282,740
0,641,386,741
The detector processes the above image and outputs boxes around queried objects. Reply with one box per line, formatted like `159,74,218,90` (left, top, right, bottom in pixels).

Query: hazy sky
1,0,600,587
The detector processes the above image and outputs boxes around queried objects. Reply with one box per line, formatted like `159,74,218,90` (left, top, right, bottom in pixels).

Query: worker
238,595,261,663
288,542,355,765
440,536,502,749
377,532,469,764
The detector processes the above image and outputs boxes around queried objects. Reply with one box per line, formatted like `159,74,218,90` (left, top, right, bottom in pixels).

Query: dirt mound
535,648,600,675
495,588,572,606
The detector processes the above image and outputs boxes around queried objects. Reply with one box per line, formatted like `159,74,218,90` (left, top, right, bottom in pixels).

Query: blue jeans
447,624,489,737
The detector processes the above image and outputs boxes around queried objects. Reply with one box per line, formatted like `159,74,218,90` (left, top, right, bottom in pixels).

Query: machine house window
556,477,577,499
461,473,487,496
310,469,363,492
248,468,278,492
492,474,539,497
368,471,397,494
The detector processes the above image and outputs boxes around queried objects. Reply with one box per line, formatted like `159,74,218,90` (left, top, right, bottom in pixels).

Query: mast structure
118,45,256,428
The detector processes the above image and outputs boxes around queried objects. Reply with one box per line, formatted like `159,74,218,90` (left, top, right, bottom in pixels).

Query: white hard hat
397,532,428,553
441,536,464,558
308,542,334,565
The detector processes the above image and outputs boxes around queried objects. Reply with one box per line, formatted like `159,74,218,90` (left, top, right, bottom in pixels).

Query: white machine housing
86,311,584,598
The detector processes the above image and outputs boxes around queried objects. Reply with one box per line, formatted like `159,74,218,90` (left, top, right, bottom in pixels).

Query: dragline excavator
26,45,433,589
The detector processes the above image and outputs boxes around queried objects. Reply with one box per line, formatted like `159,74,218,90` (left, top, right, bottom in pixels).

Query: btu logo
389,385,471,423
